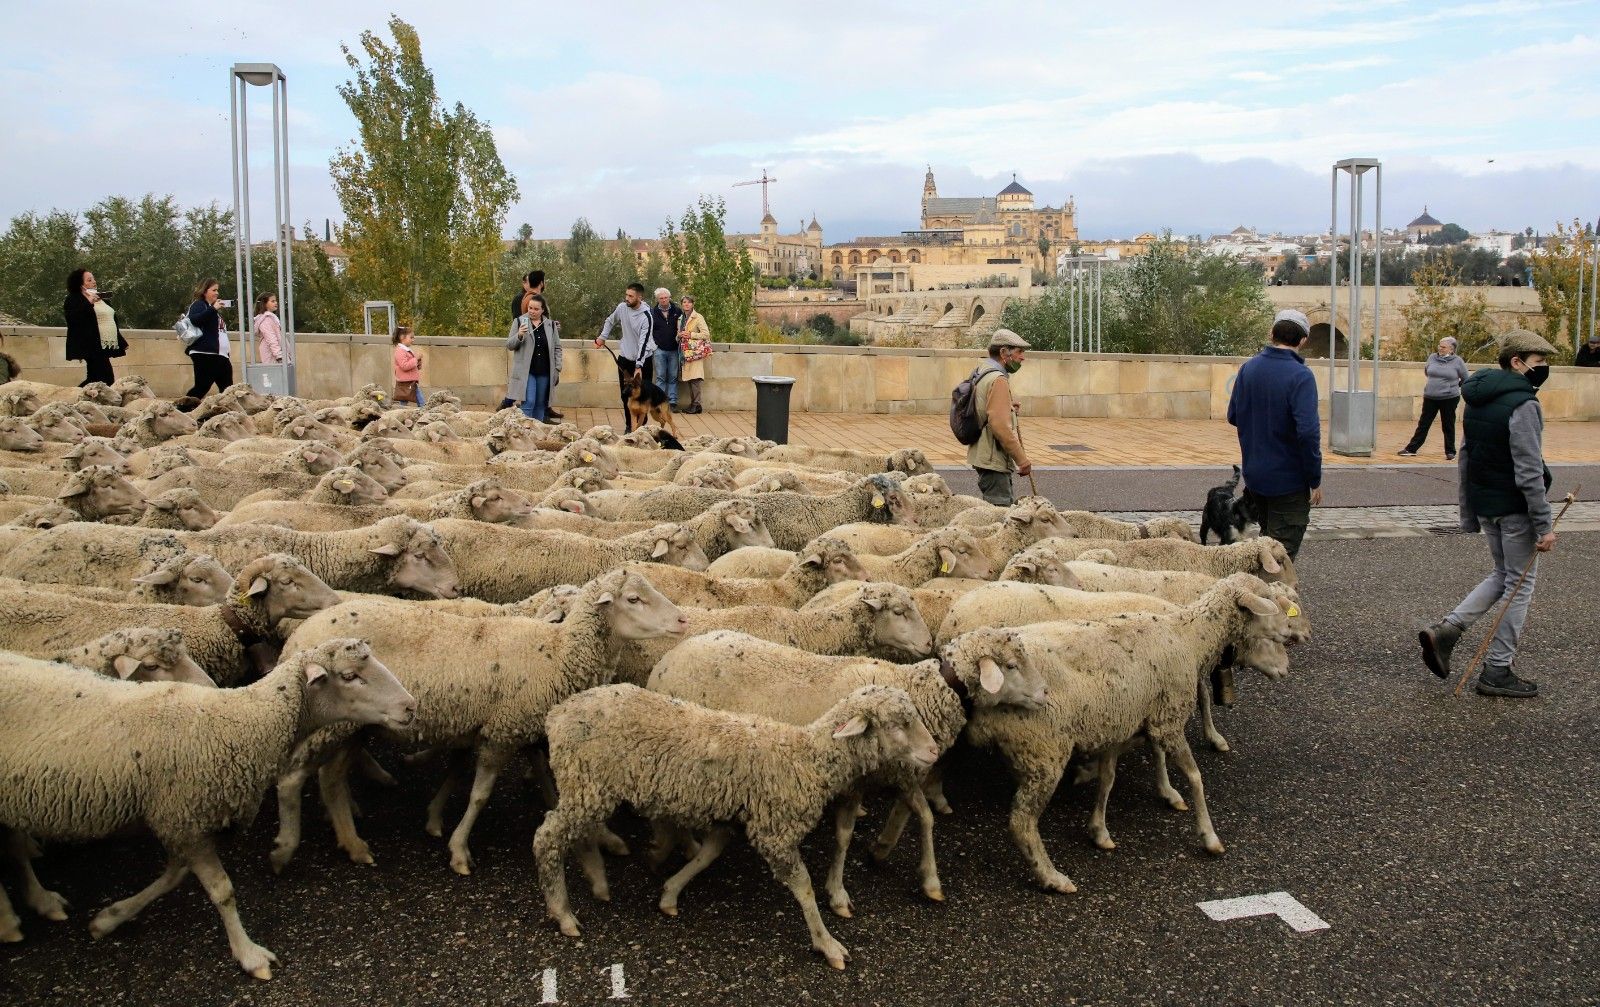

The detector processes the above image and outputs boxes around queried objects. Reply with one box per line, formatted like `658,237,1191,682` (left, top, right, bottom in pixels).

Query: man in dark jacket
1419,329,1559,698
1226,309,1323,560
1576,335,1600,367
648,287,684,408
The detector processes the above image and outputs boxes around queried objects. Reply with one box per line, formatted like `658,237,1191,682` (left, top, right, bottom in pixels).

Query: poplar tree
660,196,756,342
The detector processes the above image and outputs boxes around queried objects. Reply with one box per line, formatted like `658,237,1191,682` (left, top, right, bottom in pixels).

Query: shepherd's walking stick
1452,488,1580,697
1014,415,1040,499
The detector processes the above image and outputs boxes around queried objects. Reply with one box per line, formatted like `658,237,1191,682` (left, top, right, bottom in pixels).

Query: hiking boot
1419,620,1461,679
545,407,564,420
1476,663,1538,698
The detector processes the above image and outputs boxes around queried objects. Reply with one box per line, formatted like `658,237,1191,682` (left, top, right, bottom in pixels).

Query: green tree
80,195,190,327
0,209,81,324
1421,222,1470,246
660,196,755,342
1394,260,1498,362
330,16,518,336
1530,219,1592,357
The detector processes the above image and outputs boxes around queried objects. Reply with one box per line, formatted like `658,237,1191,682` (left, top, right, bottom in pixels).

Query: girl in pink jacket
252,293,285,363
392,326,424,406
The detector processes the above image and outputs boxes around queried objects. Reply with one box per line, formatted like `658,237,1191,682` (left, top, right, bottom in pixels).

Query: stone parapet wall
4,325,1597,421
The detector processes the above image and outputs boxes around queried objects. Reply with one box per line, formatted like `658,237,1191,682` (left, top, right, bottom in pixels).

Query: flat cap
988,328,1030,350
1498,328,1559,356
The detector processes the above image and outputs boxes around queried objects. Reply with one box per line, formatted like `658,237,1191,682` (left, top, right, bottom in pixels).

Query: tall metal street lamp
230,62,296,395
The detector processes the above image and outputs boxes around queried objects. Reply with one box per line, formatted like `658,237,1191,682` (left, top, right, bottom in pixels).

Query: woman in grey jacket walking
502,293,562,420
1399,336,1470,459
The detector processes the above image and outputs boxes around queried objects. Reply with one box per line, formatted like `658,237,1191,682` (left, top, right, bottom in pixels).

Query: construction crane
733,169,779,219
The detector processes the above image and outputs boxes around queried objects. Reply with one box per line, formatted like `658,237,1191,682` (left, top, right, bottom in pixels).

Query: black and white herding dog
1199,465,1260,545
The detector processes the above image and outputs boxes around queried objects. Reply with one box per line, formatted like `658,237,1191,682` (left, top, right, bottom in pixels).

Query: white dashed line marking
607,962,631,999
541,966,559,1003
1197,892,1330,933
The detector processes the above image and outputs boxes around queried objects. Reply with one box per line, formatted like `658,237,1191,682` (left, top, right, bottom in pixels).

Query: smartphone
217,299,234,309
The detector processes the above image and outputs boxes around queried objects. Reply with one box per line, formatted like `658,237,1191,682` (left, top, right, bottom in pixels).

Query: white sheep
282,568,688,873
1024,535,1297,588
625,536,869,609
646,627,1042,918
55,464,147,521
533,683,938,969
758,444,934,477
58,627,216,686
216,477,538,532
0,416,45,453
0,639,415,976
708,526,994,586
935,582,1181,646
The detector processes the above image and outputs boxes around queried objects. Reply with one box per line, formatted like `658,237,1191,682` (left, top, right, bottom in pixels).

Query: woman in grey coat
1399,335,1470,459
503,292,562,421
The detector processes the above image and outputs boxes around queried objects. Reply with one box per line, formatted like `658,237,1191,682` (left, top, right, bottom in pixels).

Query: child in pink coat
392,326,424,406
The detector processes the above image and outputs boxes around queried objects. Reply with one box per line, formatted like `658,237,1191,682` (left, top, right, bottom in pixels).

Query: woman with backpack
184,279,232,399
64,268,126,387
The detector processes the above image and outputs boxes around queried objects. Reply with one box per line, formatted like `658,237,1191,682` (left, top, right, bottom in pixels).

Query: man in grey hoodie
595,282,653,431
1419,329,1559,698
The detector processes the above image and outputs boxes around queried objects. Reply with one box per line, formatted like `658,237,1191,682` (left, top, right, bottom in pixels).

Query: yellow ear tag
1286,604,1300,617
871,494,885,508
939,561,951,574
582,452,594,463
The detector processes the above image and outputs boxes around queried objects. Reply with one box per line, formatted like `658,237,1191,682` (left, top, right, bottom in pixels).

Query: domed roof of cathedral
1408,207,1441,228
998,176,1032,196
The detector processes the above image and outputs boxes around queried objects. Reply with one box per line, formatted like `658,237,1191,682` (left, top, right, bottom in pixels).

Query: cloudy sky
3,1,1596,244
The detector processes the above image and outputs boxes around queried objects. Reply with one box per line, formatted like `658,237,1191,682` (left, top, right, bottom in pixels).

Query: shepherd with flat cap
966,328,1033,506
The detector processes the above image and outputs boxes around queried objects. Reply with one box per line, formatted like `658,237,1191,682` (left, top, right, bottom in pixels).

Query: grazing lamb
962,575,1293,893
533,683,937,970
283,569,688,873
0,640,415,976
429,518,707,603
647,627,1041,917
58,628,215,686
0,553,341,684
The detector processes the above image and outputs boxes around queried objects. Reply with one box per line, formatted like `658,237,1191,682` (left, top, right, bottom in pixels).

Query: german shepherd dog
626,367,680,440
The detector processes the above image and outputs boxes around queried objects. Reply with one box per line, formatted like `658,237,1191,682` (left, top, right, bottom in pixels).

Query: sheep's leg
761,843,849,970
185,838,277,980
8,831,68,921
0,879,19,943
88,854,190,938
923,764,952,814
1007,757,1076,893
904,784,944,901
528,744,560,807
1148,737,1186,811
424,749,471,837
447,744,511,875
318,748,372,865
1161,734,1225,854
869,762,944,861
574,829,612,900
647,821,697,872
533,805,606,937
269,763,311,874
352,745,398,786
1088,753,1119,851
824,794,861,918
658,825,731,917
1197,676,1230,752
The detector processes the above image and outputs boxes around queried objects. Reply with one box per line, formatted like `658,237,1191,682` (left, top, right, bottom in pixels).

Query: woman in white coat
504,292,561,420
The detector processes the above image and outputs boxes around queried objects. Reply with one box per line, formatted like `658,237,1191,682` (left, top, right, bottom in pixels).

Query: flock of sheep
0,375,1309,979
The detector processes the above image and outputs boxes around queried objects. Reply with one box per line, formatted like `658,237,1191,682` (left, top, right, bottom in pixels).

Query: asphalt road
3,533,1598,1006
936,463,1600,512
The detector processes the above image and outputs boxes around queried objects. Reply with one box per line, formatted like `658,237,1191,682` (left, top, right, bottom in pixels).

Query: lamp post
1327,157,1381,457
230,62,296,395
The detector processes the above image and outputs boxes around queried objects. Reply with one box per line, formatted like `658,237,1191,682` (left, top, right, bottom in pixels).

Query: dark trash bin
753,375,796,444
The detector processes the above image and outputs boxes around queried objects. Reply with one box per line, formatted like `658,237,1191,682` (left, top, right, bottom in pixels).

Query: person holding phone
505,293,561,420
63,268,126,387
184,279,233,400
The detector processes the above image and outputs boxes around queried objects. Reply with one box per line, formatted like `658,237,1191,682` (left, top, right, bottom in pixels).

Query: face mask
1004,360,1022,374
1525,364,1549,387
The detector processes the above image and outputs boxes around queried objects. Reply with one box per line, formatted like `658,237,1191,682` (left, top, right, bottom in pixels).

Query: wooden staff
1015,415,1039,499
1453,488,1580,697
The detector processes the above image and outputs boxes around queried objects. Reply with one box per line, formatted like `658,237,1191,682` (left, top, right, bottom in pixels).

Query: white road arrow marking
1197,891,1330,933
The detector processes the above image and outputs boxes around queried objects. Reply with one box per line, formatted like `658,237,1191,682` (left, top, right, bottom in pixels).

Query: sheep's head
412,418,460,443
887,448,934,476
510,583,581,623
281,413,339,442
681,462,735,490
562,438,619,479
221,383,272,415
31,404,87,444
296,638,417,732
0,388,43,416
142,402,198,441
590,569,688,641
293,440,343,475
70,401,112,425
619,427,662,449
197,411,252,442
315,466,389,505
1005,497,1075,541
711,500,774,550
145,445,197,477
941,626,1048,711
145,488,220,530
346,445,407,491
747,471,803,494
236,553,341,624
537,487,590,515
1217,573,1294,680
10,504,78,529
1264,582,1312,645
133,552,234,606
557,466,610,493
62,437,125,471
546,423,581,444
824,685,940,772
798,536,868,585
111,375,154,401
464,479,535,524
1254,538,1296,587
856,582,933,658
69,628,215,686
924,527,994,580
902,473,951,498
1001,545,1079,589
862,473,911,525
584,424,619,444
370,518,459,599
486,423,539,454
645,523,710,571
78,381,122,406
57,464,147,520
421,391,461,415
0,416,44,452
1142,516,1197,542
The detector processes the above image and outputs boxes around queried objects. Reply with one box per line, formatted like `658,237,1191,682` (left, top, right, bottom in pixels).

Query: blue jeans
520,374,551,421
653,349,681,406
416,386,426,407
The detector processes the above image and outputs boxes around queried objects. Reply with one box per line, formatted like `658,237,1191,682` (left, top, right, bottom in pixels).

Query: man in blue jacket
1227,309,1323,560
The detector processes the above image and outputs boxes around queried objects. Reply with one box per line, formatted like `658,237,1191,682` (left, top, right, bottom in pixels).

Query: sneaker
1419,621,1461,679
1397,449,1418,457
1476,663,1538,698
1446,452,1456,461
545,407,564,420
